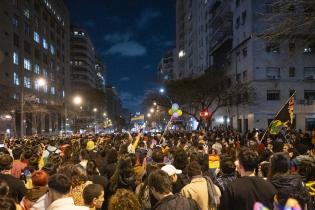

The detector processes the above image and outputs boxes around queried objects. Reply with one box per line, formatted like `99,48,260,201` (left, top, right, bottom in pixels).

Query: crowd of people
0,126,314,210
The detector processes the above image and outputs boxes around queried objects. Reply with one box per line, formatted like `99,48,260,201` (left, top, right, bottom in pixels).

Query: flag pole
260,91,296,142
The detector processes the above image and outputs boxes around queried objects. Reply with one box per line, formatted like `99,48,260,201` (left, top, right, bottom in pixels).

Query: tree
144,69,255,130
261,0,315,44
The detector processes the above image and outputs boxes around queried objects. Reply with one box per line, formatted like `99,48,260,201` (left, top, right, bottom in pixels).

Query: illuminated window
50,44,55,55
23,8,30,19
34,64,40,74
43,38,48,49
51,87,55,95
13,72,19,86
34,32,40,43
24,58,31,70
13,52,19,65
24,77,31,88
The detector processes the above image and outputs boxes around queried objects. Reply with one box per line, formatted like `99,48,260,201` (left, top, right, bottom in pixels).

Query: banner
268,92,295,135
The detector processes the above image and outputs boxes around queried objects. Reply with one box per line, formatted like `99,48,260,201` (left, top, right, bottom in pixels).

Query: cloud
120,92,144,110
83,20,96,28
106,41,147,56
119,77,130,81
104,32,132,43
137,8,161,28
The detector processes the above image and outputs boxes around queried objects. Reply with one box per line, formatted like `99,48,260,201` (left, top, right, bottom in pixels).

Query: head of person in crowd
267,142,274,152
151,147,164,164
12,147,23,161
108,189,140,210
58,163,87,188
42,162,58,176
47,153,63,168
148,170,173,201
32,170,48,187
106,149,118,164
47,174,71,203
282,143,291,153
187,161,202,178
161,164,182,183
0,180,9,197
109,154,134,190
268,152,290,178
86,140,95,152
173,148,188,171
219,155,235,175
258,161,270,178
299,160,315,182
0,197,16,210
0,153,13,174
83,184,104,209
28,156,39,173
235,148,259,176
86,160,99,177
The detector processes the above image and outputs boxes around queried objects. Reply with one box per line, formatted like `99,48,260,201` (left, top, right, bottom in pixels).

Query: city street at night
0,0,314,210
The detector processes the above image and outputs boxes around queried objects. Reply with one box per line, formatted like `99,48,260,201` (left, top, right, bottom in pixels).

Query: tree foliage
261,0,315,44
143,69,255,129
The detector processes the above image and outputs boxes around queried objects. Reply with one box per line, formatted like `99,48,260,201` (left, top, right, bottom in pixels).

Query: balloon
168,109,173,116
173,112,179,118
172,103,179,111
177,110,183,116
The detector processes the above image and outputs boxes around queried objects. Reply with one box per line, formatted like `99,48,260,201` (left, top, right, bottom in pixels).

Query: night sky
65,0,176,113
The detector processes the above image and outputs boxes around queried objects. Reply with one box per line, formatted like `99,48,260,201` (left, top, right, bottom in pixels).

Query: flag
269,93,295,135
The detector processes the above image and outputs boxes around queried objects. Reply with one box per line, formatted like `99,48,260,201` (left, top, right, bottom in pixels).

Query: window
235,17,240,29
266,67,280,79
266,43,280,53
50,44,55,55
13,72,19,86
43,38,48,49
304,67,315,80
304,90,315,100
43,84,48,93
13,52,18,65
24,77,31,88
24,58,31,70
34,32,40,43
24,41,31,54
242,47,247,57
305,118,315,131
13,33,19,47
289,42,295,51
304,47,312,54
51,87,55,95
43,69,48,78
241,11,247,25
34,64,40,74
12,15,19,27
24,22,31,36
267,90,280,100
289,67,295,77
23,8,30,19
35,48,41,60
236,0,240,7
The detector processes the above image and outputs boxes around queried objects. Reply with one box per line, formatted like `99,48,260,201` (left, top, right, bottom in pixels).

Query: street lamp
147,113,151,118
73,96,82,105
153,102,157,106
37,77,47,87
150,108,155,113
93,108,98,112
159,88,165,93
103,112,107,117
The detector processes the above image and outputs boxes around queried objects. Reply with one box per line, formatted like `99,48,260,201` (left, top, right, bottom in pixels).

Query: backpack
204,176,220,208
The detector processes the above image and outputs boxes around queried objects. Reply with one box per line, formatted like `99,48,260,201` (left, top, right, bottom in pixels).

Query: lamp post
73,95,82,133
20,77,46,137
93,108,97,134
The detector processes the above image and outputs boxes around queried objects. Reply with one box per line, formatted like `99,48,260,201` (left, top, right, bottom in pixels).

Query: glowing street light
93,108,98,112
153,102,157,106
37,77,47,87
150,108,155,113
103,112,107,117
73,96,82,105
147,113,151,118
159,88,165,93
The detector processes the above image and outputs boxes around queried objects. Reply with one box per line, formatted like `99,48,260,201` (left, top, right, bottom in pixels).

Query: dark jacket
270,174,314,210
153,194,201,210
214,173,237,192
0,173,27,202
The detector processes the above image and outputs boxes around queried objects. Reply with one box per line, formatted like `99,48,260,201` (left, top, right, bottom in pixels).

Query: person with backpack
42,141,60,165
180,161,221,210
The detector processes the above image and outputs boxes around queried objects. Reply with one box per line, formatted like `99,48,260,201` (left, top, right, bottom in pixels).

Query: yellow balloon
177,110,183,116
168,109,173,116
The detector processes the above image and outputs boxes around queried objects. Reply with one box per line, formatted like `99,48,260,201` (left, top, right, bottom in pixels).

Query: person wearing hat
161,164,182,183
86,140,95,151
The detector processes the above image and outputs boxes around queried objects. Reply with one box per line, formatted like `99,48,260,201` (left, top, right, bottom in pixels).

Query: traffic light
200,110,209,117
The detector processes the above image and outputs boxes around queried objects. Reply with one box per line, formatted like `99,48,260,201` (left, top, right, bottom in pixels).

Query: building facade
0,0,70,136
158,49,175,82
174,0,315,132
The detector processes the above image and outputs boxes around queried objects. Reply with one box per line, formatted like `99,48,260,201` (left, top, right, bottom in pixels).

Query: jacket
152,194,201,210
270,174,314,210
181,176,221,210
47,197,89,210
